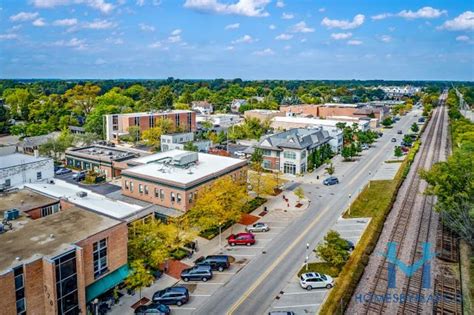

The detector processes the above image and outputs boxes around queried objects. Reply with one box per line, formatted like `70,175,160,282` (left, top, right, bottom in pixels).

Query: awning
86,264,129,302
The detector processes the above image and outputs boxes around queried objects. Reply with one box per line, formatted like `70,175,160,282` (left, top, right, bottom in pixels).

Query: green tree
411,123,419,133
3,88,33,120
127,126,141,144
64,83,101,116
341,145,353,161
325,162,335,175
141,126,162,148
250,148,263,169
151,86,174,110
381,117,393,128
294,187,305,202
183,141,198,152
315,230,350,268
39,130,74,161
394,146,403,158
125,259,154,299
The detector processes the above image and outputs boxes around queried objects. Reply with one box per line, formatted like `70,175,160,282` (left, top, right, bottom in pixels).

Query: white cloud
53,18,78,26
183,0,270,17
347,39,363,45
0,33,18,40
171,29,182,35
253,48,275,56
225,23,240,30
318,8,325,13
225,45,235,50
105,37,123,44
321,14,365,29
275,33,293,40
300,38,307,43
32,18,46,27
380,35,392,43
276,0,284,8
95,58,106,65
84,19,116,29
269,24,276,30
330,32,352,40
371,13,392,20
139,23,155,32
232,34,255,44
32,0,114,14
149,41,162,48
136,0,145,5
290,21,315,33
388,26,396,32
10,12,39,22
440,11,474,31
284,45,291,50
136,0,161,6
456,35,470,41
54,37,87,50
282,12,294,20
398,7,446,19
168,35,181,43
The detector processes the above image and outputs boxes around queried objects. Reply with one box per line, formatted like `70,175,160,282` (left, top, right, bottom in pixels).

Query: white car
245,222,270,233
299,272,334,290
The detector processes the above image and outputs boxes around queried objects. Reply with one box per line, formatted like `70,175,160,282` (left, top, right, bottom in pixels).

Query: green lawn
297,262,341,278
344,180,398,218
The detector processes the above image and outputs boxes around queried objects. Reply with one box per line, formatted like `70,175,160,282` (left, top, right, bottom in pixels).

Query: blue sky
0,0,473,80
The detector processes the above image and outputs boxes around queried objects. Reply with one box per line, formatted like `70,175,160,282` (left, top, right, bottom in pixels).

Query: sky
0,0,473,80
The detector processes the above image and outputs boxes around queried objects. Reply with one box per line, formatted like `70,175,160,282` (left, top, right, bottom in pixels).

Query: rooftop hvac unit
76,191,87,198
172,152,198,167
4,209,20,221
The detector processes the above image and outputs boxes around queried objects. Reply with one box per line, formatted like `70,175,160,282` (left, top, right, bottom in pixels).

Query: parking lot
54,171,122,195
265,217,370,315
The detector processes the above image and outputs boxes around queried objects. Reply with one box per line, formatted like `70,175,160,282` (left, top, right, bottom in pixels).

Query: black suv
195,255,230,272
152,286,189,306
181,265,213,282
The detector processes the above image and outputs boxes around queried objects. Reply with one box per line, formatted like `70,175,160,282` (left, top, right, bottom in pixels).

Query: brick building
0,205,128,315
104,110,196,142
121,150,248,212
1,189,60,220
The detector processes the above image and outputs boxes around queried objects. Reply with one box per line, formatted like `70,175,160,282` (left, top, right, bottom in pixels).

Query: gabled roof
257,128,331,150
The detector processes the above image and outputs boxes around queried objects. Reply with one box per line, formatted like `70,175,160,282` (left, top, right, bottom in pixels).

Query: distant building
0,188,61,220
230,99,247,113
18,132,60,155
380,85,421,97
69,125,86,135
0,202,128,315
255,128,332,175
196,114,242,128
103,110,196,142
121,150,248,212
0,152,54,190
161,132,211,152
244,109,285,122
65,145,144,179
191,101,214,115
271,115,371,132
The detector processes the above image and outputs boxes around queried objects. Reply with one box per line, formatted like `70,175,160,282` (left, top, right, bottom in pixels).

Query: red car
228,233,256,246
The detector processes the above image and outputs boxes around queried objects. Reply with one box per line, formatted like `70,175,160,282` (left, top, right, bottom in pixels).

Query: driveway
54,171,121,195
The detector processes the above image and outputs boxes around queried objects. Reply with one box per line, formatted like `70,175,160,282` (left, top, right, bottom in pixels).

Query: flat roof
0,206,120,272
272,116,369,127
25,180,144,220
106,110,193,117
0,189,58,215
322,103,361,108
123,150,247,188
0,153,51,169
66,145,138,162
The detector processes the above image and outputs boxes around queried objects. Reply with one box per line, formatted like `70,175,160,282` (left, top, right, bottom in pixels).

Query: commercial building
0,189,61,220
18,132,60,155
65,145,143,179
0,152,54,190
0,203,128,315
196,114,242,128
103,110,196,142
271,116,370,132
244,109,285,122
161,132,211,152
121,150,248,212
191,101,213,115
281,103,386,122
255,128,332,175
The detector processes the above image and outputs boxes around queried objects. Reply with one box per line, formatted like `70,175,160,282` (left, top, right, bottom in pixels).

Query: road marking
273,303,321,309
228,254,256,257
227,133,395,315
282,291,326,295
218,272,237,275
169,307,196,310
190,294,212,297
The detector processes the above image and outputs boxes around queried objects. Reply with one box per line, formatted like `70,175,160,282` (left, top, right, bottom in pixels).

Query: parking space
266,217,370,315
54,171,121,195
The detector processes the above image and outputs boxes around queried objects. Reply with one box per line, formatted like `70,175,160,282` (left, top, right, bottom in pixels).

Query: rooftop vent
172,152,198,167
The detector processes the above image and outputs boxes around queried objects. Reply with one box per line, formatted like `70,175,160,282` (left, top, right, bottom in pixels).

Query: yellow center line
227,129,399,315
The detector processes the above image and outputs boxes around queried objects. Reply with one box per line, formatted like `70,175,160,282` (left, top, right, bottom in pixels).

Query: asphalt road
194,111,422,315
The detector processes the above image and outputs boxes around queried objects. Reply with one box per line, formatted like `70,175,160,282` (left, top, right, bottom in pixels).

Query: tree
394,146,403,158
125,259,154,299
411,123,419,133
183,141,198,152
294,187,305,202
152,85,174,110
64,83,101,116
128,126,141,144
187,176,248,232
325,162,335,175
381,117,393,128
141,126,162,148
39,130,75,161
74,132,100,146
249,170,278,197
315,230,350,268
250,148,263,169
403,135,413,145
341,145,353,161
3,88,33,120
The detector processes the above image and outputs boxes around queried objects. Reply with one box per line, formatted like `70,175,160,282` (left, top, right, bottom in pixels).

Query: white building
161,132,211,152
197,114,242,128
230,99,247,113
0,152,54,190
191,101,214,115
272,115,370,132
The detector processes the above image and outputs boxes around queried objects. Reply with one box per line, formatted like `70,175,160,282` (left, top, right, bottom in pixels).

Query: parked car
323,176,339,186
55,168,72,175
343,239,355,251
401,141,412,147
152,286,189,306
299,272,334,290
268,312,296,315
397,130,403,134
361,144,369,150
228,232,256,246
246,222,270,233
72,171,86,181
134,303,170,315
418,117,425,123
377,132,383,137
391,138,397,142
181,265,213,282
195,255,230,272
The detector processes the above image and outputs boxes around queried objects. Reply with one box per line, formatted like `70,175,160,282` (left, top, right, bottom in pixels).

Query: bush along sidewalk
318,140,422,315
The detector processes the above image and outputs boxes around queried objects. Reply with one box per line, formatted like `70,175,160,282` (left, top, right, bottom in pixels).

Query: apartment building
103,110,196,142
121,150,248,212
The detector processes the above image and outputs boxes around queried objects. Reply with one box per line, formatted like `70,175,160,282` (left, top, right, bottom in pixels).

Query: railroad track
363,98,446,314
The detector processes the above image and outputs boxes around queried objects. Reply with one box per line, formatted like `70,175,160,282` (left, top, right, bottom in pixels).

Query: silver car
245,222,270,233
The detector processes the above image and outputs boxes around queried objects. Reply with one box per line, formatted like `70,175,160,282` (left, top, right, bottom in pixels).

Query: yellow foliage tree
249,166,278,197
141,126,163,148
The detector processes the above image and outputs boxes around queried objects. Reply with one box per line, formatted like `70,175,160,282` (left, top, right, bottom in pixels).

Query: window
187,112,192,131
54,251,78,315
283,151,296,159
283,162,296,175
188,192,193,203
124,180,129,189
262,149,272,156
175,114,180,127
134,117,140,126
263,160,271,169
160,189,165,200
93,239,108,278
149,116,155,128
5,179,11,187
41,204,60,217
14,266,26,315
177,193,182,204
171,192,175,203
301,150,307,159
112,115,119,131
144,185,149,195
154,188,159,198
139,184,143,194
36,172,42,180
129,181,134,192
